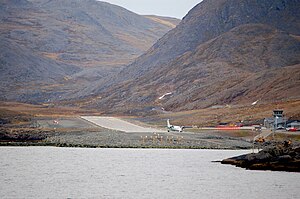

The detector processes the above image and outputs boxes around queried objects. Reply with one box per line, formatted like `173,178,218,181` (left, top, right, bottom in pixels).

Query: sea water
0,147,299,199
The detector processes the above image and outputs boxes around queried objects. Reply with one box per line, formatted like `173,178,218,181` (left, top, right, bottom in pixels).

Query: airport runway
81,116,165,133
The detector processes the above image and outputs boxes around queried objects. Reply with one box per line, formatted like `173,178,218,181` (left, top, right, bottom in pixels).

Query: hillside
0,0,177,103
144,15,181,29
80,0,300,114
109,0,300,82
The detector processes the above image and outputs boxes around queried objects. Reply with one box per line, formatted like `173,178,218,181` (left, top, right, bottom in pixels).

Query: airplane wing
182,126,193,129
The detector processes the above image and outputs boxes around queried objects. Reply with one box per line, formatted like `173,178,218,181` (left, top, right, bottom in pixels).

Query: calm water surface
0,147,299,199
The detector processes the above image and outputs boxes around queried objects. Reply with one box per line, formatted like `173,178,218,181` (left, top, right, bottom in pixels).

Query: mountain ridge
79,0,300,114
120,0,300,80
0,0,178,103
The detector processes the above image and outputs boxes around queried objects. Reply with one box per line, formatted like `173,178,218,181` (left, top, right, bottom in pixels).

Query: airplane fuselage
167,119,183,132
167,126,183,132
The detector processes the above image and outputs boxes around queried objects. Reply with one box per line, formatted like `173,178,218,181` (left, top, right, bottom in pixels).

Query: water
0,147,299,199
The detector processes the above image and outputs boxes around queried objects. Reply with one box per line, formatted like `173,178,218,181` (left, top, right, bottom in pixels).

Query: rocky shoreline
2,122,300,172
221,142,300,172
2,127,300,172
0,115,253,149
0,127,252,149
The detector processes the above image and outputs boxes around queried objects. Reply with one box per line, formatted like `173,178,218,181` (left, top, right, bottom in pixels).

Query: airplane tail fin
167,119,171,127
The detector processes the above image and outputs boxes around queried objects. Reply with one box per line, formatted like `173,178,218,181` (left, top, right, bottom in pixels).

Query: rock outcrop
222,142,300,172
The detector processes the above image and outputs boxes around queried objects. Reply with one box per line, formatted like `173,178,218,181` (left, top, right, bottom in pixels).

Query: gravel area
45,130,252,149
1,116,252,149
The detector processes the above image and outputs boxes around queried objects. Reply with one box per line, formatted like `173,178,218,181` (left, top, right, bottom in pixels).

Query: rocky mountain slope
0,0,179,103
82,0,300,114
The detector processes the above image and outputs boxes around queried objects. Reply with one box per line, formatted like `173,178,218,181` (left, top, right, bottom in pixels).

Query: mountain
81,0,300,114
0,0,178,103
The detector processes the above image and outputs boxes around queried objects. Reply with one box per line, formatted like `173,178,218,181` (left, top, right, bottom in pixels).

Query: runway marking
81,116,165,133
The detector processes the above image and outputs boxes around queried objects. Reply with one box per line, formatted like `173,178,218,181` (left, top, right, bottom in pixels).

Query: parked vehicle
286,127,298,132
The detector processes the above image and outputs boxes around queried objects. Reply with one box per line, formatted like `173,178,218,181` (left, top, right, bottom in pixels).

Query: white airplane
167,119,184,132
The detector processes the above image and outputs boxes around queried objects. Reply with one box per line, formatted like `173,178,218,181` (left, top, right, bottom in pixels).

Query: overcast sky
101,0,203,19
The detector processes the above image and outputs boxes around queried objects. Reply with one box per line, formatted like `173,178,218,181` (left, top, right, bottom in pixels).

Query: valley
0,0,300,149
1,100,299,149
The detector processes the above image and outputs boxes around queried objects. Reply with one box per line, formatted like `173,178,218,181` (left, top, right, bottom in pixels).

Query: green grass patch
274,133,300,142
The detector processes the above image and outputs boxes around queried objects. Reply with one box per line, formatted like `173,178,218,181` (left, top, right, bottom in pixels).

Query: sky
101,0,203,19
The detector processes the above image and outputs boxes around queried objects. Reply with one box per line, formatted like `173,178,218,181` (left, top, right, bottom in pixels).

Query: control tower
273,110,284,129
